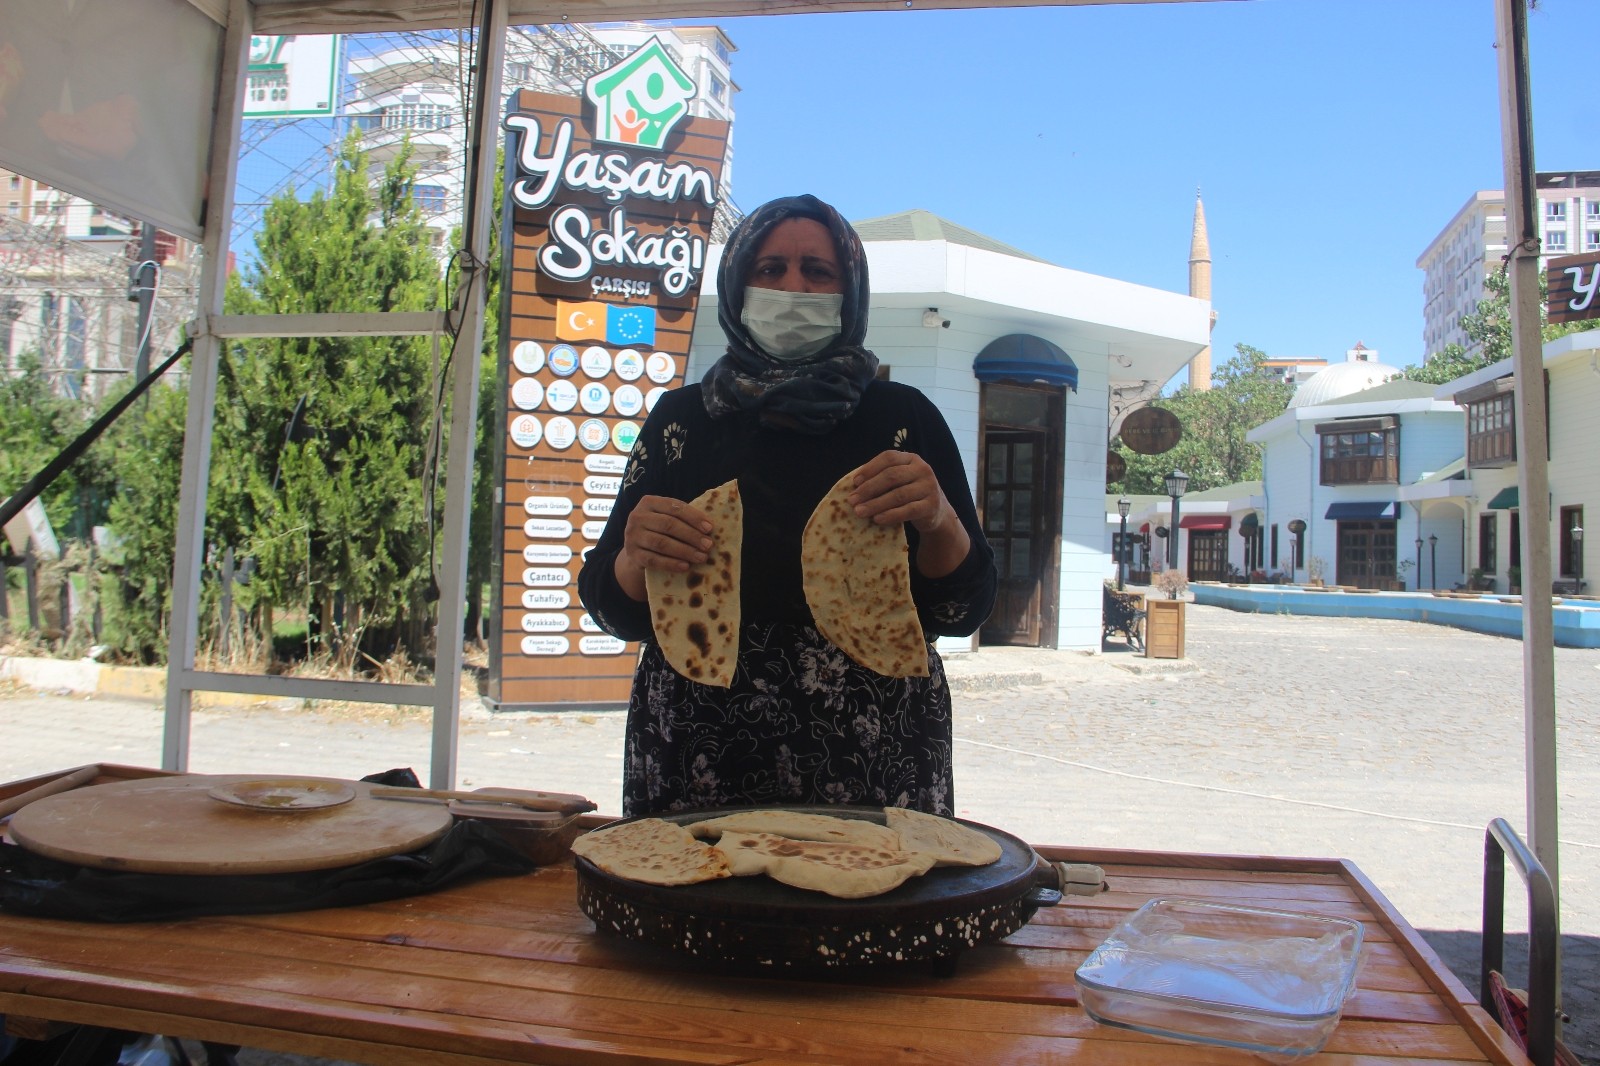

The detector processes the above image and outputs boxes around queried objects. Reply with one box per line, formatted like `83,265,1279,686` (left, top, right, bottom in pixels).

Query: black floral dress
578,380,995,818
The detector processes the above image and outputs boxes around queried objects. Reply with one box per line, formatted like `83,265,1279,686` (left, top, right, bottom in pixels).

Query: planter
1145,598,1187,660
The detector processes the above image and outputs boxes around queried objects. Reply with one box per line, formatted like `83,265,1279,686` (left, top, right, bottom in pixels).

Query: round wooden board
9,775,453,875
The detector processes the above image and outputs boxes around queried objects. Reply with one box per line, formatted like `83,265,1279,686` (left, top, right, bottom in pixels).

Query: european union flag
606,304,656,346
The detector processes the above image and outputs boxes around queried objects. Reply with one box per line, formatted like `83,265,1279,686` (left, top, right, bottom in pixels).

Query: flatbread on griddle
645,480,741,686
687,809,901,850
570,817,732,886
885,806,1002,867
801,468,928,678
711,831,937,899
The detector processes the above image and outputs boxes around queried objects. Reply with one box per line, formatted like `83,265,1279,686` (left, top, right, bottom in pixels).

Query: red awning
1179,515,1232,531
1139,523,1150,533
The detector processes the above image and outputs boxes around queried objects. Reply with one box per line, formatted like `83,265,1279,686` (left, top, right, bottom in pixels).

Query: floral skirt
621,623,952,818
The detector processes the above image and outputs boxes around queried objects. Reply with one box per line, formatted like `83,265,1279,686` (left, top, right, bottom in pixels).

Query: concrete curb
0,656,288,709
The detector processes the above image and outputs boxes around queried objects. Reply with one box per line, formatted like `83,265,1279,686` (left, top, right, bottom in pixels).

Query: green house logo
584,36,696,150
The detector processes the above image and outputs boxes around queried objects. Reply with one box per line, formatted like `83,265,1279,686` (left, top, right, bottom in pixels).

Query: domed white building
1288,343,1404,408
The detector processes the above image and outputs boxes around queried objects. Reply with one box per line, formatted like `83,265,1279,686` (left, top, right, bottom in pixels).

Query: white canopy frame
153,0,1560,1016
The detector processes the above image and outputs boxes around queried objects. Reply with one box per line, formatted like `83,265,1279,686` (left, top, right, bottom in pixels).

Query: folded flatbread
712,830,937,899
571,817,731,886
802,468,928,678
885,806,1002,867
686,809,901,850
646,480,741,686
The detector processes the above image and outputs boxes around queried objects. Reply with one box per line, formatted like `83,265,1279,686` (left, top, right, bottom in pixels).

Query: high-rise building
1416,170,1600,358
346,23,739,253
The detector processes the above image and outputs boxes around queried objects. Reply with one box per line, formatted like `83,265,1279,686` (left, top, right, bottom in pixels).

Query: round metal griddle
575,806,1061,971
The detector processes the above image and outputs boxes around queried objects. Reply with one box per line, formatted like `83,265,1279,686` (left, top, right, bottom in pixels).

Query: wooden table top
0,768,1530,1066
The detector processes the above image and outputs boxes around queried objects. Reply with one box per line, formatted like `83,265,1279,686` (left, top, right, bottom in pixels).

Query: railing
1482,817,1559,1066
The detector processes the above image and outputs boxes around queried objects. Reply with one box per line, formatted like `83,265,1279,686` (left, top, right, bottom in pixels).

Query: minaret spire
1187,189,1215,390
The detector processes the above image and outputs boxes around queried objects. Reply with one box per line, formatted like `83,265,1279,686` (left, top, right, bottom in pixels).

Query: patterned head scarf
701,194,880,433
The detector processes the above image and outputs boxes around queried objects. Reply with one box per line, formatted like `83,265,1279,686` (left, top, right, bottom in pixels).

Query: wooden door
981,429,1048,646
1187,531,1227,581
1336,520,1397,589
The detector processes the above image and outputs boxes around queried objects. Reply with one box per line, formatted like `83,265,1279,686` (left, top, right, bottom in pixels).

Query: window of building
1586,230,1600,252
1560,506,1584,579
7,175,18,190
1271,524,1280,569
1546,201,1567,223
1588,201,1600,221
409,184,447,212
1478,513,1497,573
1546,230,1568,252
1316,418,1398,485
381,102,451,131
1455,376,1518,469
708,75,727,103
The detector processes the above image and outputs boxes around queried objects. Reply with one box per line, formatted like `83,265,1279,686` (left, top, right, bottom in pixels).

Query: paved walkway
3,604,1598,1062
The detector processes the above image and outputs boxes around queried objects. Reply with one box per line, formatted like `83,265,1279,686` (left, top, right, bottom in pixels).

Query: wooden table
0,769,1530,1065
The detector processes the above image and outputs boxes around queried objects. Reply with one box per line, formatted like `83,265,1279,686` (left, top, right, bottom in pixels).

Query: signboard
1118,406,1183,456
488,38,728,709
1547,252,1600,325
244,35,340,118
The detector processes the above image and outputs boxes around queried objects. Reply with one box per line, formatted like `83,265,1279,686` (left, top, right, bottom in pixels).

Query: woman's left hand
848,450,952,534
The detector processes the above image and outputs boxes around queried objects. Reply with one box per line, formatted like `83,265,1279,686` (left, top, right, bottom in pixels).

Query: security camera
922,308,950,329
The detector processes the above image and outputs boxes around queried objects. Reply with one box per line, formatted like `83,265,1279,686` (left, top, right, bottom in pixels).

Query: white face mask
740,288,844,362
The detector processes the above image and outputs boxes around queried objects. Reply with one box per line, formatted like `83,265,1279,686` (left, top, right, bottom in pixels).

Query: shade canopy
1179,515,1230,531
1325,501,1399,520
973,334,1079,391
1487,486,1521,510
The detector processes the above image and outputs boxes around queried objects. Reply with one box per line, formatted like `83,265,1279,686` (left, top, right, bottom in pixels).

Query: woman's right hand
613,494,714,602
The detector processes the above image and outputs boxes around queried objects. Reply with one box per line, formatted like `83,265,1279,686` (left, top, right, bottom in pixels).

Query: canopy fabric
1325,501,1399,520
1139,523,1150,534
973,334,1079,392
1239,512,1260,530
1487,486,1520,510
1179,515,1231,531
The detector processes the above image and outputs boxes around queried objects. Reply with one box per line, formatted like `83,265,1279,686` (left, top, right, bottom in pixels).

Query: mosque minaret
1187,191,1215,390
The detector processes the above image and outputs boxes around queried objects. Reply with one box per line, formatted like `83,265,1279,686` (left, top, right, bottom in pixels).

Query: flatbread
885,806,1002,867
571,817,731,886
646,480,741,686
712,831,937,899
802,468,929,678
686,809,901,850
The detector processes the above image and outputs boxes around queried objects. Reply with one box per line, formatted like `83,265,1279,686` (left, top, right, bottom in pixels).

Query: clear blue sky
685,0,1594,376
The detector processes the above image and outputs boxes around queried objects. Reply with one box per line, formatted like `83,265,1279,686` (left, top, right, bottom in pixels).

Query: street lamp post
1429,534,1438,590
1415,537,1423,591
1163,470,1189,572
1573,524,1584,588
1288,518,1306,579
1116,497,1131,590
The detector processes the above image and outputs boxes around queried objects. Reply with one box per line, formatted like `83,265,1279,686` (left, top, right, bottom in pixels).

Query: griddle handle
1025,884,1064,908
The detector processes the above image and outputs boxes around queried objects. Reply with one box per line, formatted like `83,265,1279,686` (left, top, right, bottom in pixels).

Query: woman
578,193,996,817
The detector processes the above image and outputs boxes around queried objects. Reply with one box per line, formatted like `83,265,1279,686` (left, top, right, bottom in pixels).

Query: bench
1553,579,1587,596
1102,586,1146,652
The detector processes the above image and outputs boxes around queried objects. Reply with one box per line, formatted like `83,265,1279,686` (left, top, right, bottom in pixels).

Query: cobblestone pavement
3,604,1598,1063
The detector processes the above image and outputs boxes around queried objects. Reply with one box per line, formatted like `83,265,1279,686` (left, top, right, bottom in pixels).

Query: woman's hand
613,495,713,602
848,451,970,578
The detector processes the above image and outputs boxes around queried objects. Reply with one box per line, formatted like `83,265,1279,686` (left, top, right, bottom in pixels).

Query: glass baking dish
1074,897,1365,1061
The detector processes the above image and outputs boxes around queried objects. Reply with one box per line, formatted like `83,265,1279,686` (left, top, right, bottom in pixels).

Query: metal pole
133,224,157,384
1430,536,1438,590
1168,495,1181,571
1118,514,1128,590
1495,0,1562,1020
1415,538,1422,591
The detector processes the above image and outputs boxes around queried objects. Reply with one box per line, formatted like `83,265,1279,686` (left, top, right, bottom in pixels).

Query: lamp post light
1428,534,1438,590
1163,469,1189,572
1116,497,1131,590
1288,518,1306,578
1415,537,1423,592
1574,524,1584,587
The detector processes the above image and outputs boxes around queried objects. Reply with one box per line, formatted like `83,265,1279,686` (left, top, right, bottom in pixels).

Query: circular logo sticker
612,383,644,417
580,345,612,379
613,349,644,381
611,419,640,453
545,379,578,413
510,376,544,411
511,340,545,374
509,414,543,448
544,416,577,450
578,418,610,451
579,381,611,414
645,351,676,384
548,344,579,377
646,386,668,412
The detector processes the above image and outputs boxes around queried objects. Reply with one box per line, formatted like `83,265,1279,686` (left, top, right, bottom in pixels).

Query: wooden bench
1553,579,1586,596
1102,586,1145,651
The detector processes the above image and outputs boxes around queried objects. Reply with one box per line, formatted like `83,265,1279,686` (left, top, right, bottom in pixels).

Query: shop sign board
488,39,728,709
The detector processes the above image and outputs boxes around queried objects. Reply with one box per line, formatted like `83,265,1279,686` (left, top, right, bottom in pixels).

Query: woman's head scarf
701,194,880,433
